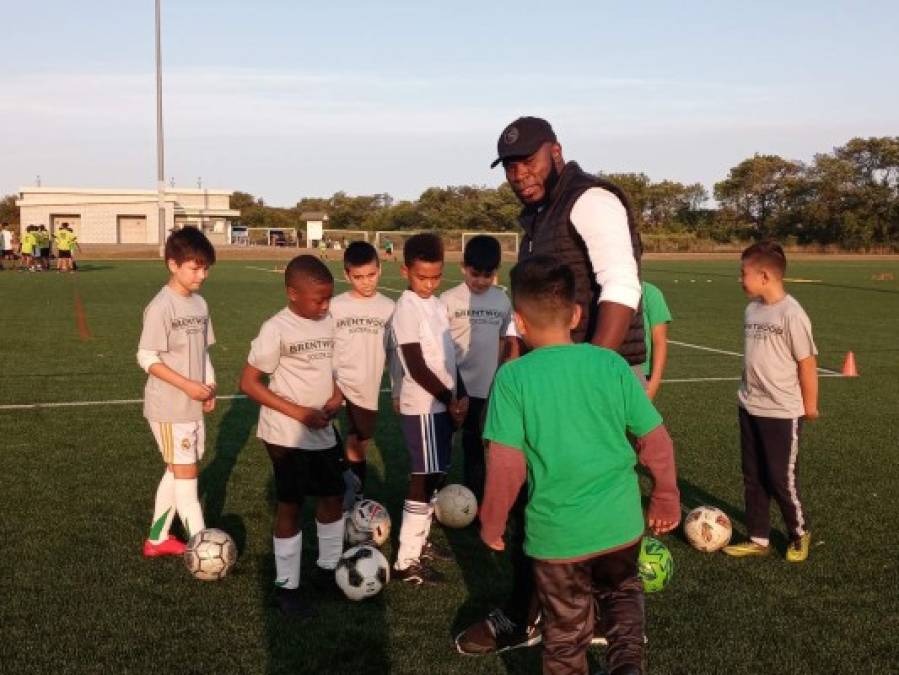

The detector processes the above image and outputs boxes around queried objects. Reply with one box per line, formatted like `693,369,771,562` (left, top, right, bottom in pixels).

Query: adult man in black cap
455,117,649,668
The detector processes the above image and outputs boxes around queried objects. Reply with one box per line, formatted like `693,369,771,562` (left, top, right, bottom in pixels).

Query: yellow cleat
786,532,811,563
722,541,771,558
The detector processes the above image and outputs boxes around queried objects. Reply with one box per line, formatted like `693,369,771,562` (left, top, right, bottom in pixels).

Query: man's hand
392,398,400,414
646,379,660,401
803,408,820,421
185,381,215,402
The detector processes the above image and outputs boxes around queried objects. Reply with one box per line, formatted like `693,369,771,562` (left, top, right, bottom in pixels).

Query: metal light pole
155,0,166,256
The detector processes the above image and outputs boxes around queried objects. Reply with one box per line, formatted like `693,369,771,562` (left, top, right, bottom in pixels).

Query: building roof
299,211,329,221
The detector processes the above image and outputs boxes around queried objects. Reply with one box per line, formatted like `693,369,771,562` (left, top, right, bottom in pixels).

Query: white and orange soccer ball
434,484,477,529
684,506,733,552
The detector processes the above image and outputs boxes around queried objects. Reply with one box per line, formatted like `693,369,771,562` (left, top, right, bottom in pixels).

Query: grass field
2,256,898,674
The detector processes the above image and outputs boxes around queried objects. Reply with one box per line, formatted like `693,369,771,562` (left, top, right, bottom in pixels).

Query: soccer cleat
421,539,454,562
722,541,771,558
454,608,542,655
786,532,811,563
274,588,316,619
393,560,445,586
142,535,187,557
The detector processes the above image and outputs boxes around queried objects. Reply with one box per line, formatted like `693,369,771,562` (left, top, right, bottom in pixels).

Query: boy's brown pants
533,541,644,675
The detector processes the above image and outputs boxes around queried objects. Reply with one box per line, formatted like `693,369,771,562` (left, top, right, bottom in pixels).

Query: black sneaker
421,539,453,562
273,587,316,619
393,560,445,585
454,608,542,655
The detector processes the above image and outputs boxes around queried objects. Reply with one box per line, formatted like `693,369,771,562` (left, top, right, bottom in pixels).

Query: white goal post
244,227,299,248
320,229,370,246
461,231,519,253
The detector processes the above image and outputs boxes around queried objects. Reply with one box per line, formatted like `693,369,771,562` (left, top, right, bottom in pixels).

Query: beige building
16,187,241,246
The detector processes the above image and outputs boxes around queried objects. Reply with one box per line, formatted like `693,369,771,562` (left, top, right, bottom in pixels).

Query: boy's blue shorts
401,412,453,475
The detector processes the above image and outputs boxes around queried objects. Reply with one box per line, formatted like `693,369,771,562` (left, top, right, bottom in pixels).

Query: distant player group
135,116,819,675
0,222,80,272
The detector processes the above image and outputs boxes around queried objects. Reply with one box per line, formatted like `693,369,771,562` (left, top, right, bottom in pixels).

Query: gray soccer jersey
329,291,395,411
440,283,512,398
248,307,336,449
738,294,817,418
139,286,215,422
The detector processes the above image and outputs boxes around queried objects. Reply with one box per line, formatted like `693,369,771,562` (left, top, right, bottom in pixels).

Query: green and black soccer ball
638,536,673,593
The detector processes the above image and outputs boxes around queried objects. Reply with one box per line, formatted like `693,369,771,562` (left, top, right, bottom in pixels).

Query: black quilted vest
517,162,646,365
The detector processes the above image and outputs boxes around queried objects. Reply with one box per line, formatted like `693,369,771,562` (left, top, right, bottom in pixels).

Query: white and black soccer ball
434,484,477,529
347,499,391,547
684,506,733,552
335,545,390,601
183,528,237,581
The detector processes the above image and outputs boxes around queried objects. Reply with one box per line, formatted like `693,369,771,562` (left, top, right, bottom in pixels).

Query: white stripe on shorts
787,418,806,536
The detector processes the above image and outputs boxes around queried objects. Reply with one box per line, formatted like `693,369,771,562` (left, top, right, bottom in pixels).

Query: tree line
3,136,896,251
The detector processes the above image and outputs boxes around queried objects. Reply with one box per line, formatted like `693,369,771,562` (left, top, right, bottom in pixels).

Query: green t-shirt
484,343,662,560
641,282,672,377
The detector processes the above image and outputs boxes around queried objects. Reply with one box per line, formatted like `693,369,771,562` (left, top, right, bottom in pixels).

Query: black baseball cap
490,116,557,168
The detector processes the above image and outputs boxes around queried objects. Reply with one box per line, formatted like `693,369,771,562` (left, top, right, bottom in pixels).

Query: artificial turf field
1,256,898,675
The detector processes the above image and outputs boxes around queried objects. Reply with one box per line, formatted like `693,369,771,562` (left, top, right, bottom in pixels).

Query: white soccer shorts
150,421,206,465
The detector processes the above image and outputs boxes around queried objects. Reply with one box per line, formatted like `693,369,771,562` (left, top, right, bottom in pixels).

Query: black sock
348,460,367,496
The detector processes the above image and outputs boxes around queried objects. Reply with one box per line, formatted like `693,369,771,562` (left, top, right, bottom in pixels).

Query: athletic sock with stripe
148,470,177,544
274,532,302,589
394,499,430,570
174,477,205,538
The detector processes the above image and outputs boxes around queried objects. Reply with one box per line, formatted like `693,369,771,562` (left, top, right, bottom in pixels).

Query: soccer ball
335,545,390,601
183,528,237,581
638,537,673,593
684,506,733,552
345,499,391,547
434,484,477,528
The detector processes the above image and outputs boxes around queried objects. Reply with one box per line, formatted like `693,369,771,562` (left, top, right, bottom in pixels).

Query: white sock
394,500,430,570
316,519,346,570
423,496,437,541
750,536,770,547
174,477,205,538
148,471,177,543
274,532,302,590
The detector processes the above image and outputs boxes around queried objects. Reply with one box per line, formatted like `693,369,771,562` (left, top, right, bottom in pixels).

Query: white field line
0,371,844,412
669,339,841,375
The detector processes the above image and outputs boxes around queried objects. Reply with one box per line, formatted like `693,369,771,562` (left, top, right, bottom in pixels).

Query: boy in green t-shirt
479,256,680,675
641,282,672,400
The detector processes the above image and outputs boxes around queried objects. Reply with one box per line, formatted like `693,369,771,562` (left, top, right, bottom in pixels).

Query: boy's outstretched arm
798,355,819,420
479,441,527,551
634,424,681,535
239,363,329,429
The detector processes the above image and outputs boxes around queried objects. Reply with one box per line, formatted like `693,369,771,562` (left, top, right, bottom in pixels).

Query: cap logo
503,126,519,145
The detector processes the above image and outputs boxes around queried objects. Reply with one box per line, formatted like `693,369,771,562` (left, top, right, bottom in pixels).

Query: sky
1,1,897,206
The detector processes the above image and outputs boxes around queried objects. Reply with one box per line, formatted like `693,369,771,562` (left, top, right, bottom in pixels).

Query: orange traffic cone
841,351,858,377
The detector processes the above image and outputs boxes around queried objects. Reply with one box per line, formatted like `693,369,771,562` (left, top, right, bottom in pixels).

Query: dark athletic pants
739,407,809,541
461,396,487,503
533,542,644,675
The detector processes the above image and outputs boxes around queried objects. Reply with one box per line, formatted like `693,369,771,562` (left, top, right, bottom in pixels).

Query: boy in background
479,256,680,675
724,241,818,563
329,241,395,506
440,234,512,503
137,228,217,557
239,255,345,616
640,281,672,400
20,226,35,271
392,233,467,584
55,224,74,273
